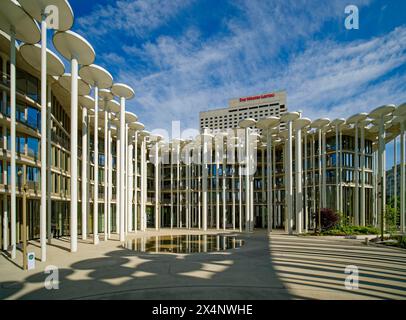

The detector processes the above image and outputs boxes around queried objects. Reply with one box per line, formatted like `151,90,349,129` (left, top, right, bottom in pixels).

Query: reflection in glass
123,234,244,253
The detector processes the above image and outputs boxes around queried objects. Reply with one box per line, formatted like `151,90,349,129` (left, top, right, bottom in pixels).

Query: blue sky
54,0,405,167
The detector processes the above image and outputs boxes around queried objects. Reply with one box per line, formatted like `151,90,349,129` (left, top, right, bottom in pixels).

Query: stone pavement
0,229,405,300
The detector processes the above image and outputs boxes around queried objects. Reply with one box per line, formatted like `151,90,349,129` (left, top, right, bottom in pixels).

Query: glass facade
0,43,404,249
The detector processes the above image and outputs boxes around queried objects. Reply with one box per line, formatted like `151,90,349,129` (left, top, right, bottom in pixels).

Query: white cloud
284,26,406,114
117,0,404,134
102,52,125,64
77,0,194,38
77,0,405,136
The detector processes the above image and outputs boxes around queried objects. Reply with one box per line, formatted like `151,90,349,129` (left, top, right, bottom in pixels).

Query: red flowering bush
313,208,340,231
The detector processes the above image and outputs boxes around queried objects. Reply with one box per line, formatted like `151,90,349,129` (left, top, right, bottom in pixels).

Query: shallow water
123,234,244,253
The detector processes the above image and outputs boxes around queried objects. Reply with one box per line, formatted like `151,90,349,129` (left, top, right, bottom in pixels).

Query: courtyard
0,230,405,300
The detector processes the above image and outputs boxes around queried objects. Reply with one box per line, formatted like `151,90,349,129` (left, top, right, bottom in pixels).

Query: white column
378,117,385,231
93,86,99,245
124,123,128,234
372,150,376,226
119,98,125,241
198,154,201,230
140,137,144,231
202,139,208,231
384,139,387,225
295,128,303,234
222,159,227,231
210,157,214,229
159,145,162,229
2,123,8,250
140,136,147,231
312,134,316,229
393,137,397,217
87,120,91,237
335,125,339,213
47,84,52,244
70,57,78,252
185,150,189,229
249,150,254,232
144,138,147,231
144,140,148,231
40,16,47,262
154,142,159,230
245,128,250,232
400,122,405,233
188,153,192,229
188,147,192,229
354,124,359,225
304,131,308,232
140,137,143,231
339,129,343,215
273,142,277,228
107,115,112,237
127,134,133,232
170,148,173,229
215,142,220,230
261,149,265,228
81,106,88,240
10,29,17,259
286,122,293,234
318,129,322,228
116,136,120,234
2,55,8,251
360,125,366,226
124,122,130,235
192,161,196,229
176,143,180,228
267,130,273,233
232,160,236,231
322,131,327,208
134,133,138,231
284,141,288,231
239,161,242,232
103,107,108,239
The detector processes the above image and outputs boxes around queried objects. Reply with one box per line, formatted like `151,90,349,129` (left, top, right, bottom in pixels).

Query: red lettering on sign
239,93,275,102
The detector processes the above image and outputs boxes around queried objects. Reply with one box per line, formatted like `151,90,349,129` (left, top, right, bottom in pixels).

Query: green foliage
385,204,397,235
383,235,406,249
337,212,351,227
399,236,406,249
387,196,400,214
322,225,380,236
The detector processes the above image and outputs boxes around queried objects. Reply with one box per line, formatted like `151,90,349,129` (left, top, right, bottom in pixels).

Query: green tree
385,204,397,236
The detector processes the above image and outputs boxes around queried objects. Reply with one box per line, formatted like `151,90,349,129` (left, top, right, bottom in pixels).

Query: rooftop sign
239,93,275,103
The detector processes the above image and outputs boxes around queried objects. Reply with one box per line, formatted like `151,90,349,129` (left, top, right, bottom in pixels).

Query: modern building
199,91,287,132
0,0,405,264
387,164,402,199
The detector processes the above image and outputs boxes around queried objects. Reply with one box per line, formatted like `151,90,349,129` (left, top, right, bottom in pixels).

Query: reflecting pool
123,234,244,253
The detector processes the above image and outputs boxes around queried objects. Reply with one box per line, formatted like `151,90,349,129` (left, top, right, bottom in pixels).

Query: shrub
323,225,380,236
337,212,350,226
397,235,406,249
313,208,340,231
385,205,397,235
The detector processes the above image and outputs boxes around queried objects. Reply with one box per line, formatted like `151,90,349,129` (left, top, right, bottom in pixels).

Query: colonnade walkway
0,230,405,300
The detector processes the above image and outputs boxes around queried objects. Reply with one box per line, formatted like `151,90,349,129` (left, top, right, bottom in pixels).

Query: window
17,136,25,154
27,74,39,102
16,68,39,102
26,106,40,130
16,103,25,123
16,69,27,95
26,166,39,182
27,137,39,158
53,147,59,167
